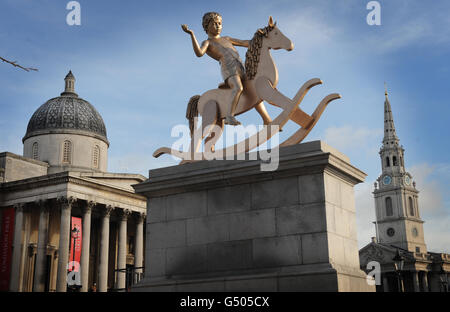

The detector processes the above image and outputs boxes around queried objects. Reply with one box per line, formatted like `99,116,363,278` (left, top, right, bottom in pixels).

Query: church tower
373,86,427,253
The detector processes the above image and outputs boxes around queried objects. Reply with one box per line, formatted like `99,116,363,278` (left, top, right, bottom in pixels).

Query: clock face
404,175,411,185
383,175,392,185
387,228,395,237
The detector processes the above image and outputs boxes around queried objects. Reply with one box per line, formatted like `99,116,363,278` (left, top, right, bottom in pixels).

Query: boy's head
202,12,222,35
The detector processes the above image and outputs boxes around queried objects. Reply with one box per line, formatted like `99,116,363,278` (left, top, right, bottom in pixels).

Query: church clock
404,175,411,186
382,175,392,185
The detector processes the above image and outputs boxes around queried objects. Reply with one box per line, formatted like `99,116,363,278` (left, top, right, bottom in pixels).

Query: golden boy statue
182,12,250,126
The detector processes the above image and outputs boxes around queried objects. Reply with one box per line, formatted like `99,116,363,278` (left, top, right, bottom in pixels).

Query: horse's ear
258,28,265,35
268,16,274,27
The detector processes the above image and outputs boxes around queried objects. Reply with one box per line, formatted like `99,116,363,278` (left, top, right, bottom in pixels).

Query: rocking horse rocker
153,15,341,163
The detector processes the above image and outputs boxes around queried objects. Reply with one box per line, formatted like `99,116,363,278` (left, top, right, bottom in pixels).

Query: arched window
386,157,390,167
385,197,393,216
92,145,100,169
63,140,72,164
409,197,414,216
32,142,39,160
393,156,398,166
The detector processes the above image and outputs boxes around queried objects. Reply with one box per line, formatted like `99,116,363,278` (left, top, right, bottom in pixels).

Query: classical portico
1,171,146,292
0,72,147,292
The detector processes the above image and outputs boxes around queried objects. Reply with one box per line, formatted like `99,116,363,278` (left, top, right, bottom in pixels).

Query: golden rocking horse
153,17,341,163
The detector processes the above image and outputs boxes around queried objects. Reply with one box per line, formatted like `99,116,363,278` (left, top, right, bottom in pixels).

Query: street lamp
439,267,448,292
393,249,405,292
71,227,79,271
69,226,80,291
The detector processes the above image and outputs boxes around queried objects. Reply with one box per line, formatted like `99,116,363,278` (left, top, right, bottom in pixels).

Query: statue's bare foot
224,116,241,126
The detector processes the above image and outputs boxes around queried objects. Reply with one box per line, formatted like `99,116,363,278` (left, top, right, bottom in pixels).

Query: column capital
135,211,146,223
57,196,76,209
36,199,51,213
28,243,37,256
120,209,132,221
84,200,96,214
103,205,114,217
13,202,25,212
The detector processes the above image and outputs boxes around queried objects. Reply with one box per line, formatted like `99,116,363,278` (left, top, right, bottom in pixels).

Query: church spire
383,83,399,146
373,84,425,253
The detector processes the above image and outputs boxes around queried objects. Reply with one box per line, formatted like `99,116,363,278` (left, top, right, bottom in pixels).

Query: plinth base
133,141,375,292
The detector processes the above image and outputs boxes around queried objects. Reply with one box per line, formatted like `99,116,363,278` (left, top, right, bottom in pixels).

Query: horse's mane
245,25,275,80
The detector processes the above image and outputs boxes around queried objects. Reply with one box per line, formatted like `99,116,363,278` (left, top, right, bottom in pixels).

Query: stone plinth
132,141,374,292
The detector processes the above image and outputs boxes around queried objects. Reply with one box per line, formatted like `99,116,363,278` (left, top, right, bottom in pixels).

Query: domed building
23,71,109,173
0,72,147,292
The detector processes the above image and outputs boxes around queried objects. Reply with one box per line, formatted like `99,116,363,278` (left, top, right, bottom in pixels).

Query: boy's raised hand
181,24,193,35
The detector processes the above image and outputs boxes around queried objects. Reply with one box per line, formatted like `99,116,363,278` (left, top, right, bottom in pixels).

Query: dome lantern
61,70,78,97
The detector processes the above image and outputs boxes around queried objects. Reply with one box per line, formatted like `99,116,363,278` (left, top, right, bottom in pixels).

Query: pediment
359,243,399,266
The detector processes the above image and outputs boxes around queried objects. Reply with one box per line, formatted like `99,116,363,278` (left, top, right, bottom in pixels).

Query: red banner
69,217,82,272
0,207,15,291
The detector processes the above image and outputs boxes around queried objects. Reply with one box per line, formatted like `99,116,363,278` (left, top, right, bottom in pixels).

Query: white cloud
408,163,450,253
323,125,382,153
368,18,432,54
408,163,444,212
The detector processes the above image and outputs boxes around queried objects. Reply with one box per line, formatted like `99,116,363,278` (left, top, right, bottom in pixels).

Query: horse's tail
186,95,200,137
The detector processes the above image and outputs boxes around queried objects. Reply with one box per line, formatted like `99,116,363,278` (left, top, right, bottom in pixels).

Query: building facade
359,88,450,292
0,72,147,292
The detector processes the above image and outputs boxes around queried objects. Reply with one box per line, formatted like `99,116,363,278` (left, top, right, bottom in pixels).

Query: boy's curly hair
202,12,222,33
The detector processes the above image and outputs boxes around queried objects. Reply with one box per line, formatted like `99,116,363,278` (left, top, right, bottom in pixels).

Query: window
63,140,72,164
32,142,39,160
385,197,393,216
92,145,100,169
386,157,390,167
409,197,414,216
416,247,420,253
393,156,398,166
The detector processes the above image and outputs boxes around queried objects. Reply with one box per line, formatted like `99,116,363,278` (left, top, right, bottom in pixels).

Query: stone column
117,209,131,290
447,273,450,292
9,203,25,292
98,205,113,292
134,212,145,283
382,274,389,292
422,271,429,292
80,201,94,292
26,244,37,291
52,250,59,291
33,200,50,292
413,271,420,292
56,196,75,292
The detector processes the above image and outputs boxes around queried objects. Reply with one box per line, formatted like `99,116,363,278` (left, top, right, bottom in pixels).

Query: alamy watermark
170,120,280,171
65,2,381,27
366,261,381,286
66,1,81,26
67,261,81,287
367,1,381,26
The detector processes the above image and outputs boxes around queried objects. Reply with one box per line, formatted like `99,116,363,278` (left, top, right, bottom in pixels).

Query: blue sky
0,0,449,252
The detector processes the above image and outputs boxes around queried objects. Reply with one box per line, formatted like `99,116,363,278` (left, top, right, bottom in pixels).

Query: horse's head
245,17,294,81
262,16,294,51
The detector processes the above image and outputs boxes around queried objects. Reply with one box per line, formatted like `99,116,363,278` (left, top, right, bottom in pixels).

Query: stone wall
0,152,48,182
